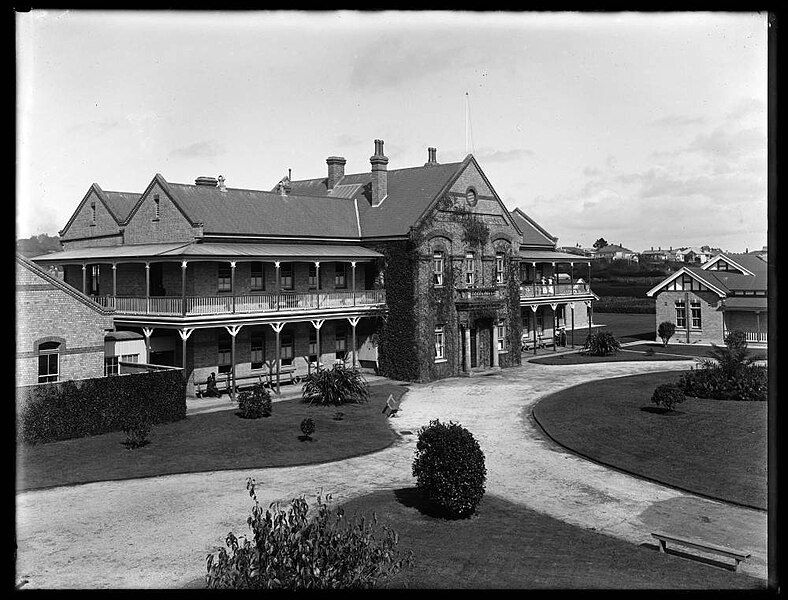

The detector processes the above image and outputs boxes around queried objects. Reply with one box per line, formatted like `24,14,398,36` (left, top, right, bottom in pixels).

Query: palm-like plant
301,364,369,406
703,330,758,379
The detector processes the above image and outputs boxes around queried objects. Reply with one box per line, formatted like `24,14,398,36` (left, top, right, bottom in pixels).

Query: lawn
532,371,766,509
336,488,763,589
626,342,768,360
592,312,656,342
16,384,406,492
530,349,691,365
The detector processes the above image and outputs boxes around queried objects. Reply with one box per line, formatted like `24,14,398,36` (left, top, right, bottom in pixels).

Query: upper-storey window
153,195,160,220
218,264,232,292
90,202,96,226
464,251,476,286
309,263,321,289
495,253,505,284
38,341,60,383
251,262,265,291
280,263,294,290
466,187,478,207
433,251,444,287
335,263,347,289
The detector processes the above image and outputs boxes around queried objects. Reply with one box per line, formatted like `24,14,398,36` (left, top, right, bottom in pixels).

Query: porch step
462,366,502,378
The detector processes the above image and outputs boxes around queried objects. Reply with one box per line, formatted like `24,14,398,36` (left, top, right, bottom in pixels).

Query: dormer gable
59,183,123,240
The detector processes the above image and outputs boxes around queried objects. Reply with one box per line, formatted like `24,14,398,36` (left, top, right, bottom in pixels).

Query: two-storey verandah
33,242,386,395
518,250,598,353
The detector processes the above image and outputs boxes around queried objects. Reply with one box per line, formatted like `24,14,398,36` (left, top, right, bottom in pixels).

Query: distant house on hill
646,252,767,345
557,245,594,258
640,247,672,262
593,243,639,263
676,246,714,265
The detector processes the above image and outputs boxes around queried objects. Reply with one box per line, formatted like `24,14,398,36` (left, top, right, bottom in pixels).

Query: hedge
593,296,655,314
17,369,187,445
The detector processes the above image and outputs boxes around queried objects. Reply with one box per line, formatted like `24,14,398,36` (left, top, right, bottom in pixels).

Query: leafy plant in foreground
657,321,676,347
205,478,412,588
582,331,621,356
650,384,686,411
302,365,370,406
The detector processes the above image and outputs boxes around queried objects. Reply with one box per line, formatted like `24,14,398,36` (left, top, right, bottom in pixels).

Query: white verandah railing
93,289,386,317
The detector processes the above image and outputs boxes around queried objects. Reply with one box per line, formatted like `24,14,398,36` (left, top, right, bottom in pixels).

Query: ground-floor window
38,341,60,383
251,333,265,369
690,300,702,329
104,356,119,377
556,305,565,326
281,331,294,365
218,333,231,373
308,328,318,362
523,311,531,335
434,326,445,361
497,320,507,351
536,309,544,334
675,299,686,328
121,353,139,363
335,324,347,360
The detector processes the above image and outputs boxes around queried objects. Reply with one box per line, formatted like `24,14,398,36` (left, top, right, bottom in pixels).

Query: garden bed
16,384,407,492
335,488,762,589
530,350,691,365
532,371,766,509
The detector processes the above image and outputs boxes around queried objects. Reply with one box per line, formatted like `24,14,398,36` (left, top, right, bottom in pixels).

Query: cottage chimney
217,175,226,192
370,139,388,206
424,147,438,166
277,175,292,197
326,156,346,191
195,176,218,187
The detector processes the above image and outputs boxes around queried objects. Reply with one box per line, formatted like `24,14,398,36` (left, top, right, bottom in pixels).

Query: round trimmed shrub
412,419,486,518
237,383,271,419
651,384,686,411
300,417,315,439
657,321,676,347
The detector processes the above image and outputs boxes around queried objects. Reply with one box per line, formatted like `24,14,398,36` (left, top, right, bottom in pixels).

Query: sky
16,10,768,252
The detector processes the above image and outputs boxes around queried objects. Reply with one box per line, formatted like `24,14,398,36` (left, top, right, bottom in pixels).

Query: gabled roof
646,255,766,297
595,244,634,254
288,160,465,238
700,253,755,275
509,208,556,247
645,266,729,298
59,183,126,236
16,253,114,315
102,191,140,223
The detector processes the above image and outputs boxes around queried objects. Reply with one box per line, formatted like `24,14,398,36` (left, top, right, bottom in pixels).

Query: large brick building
646,252,767,345
30,140,597,393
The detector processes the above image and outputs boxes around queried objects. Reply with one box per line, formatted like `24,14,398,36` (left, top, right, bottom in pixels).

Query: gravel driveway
15,359,767,588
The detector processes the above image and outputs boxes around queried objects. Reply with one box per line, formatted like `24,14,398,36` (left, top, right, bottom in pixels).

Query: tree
657,321,676,347
593,238,608,250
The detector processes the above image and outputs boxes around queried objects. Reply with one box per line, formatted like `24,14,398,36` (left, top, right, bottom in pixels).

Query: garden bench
651,531,751,572
261,363,300,387
381,393,401,417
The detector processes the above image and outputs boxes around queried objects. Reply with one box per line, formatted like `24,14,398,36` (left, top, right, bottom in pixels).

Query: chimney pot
370,139,388,206
425,147,439,166
217,175,226,192
326,156,346,191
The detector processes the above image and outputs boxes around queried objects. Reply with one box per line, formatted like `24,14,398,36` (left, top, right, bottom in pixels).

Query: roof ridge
289,161,464,184
167,181,356,201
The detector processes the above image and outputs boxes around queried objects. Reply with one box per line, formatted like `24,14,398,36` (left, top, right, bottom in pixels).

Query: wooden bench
381,393,401,417
651,531,751,572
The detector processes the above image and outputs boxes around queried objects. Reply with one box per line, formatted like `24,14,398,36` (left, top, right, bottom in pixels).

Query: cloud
685,126,765,161
67,117,122,135
726,97,766,122
583,166,601,177
475,148,535,163
649,114,706,127
169,140,225,158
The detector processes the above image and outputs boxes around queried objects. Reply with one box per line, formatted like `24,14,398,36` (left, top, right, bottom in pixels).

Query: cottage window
104,356,119,377
691,300,702,329
308,264,321,289
251,262,265,291
280,332,294,365
334,263,347,289
280,263,294,290
434,326,445,361
433,251,444,287
497,321,507,351
218,333,232,374
675,299,686,328
465,252,476,286
121,354,139,364
153,195,160,220
218,264,232,292
335,324,347,360
251,333,265,370
38,341,60,383
495,253,505,284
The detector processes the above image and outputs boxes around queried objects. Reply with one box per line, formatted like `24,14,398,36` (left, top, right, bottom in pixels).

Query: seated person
205,372,222,398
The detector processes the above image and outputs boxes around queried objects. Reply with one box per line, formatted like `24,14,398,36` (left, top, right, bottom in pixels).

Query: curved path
16,360,767,588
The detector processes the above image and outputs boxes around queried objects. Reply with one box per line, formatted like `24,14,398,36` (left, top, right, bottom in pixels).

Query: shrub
657,321,676,347
300,417,315,440
205,478,412,589
592,297,656,314
17,370,186,445
412,420,486,519
237,384,271,419
651,384,686,411
582,331,621,356
724,330,748,350
302,365,369,406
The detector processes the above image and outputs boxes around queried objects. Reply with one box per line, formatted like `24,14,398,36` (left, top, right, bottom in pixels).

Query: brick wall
60,189,121,242
16,261,113,386
654,290,724,344
123,182,198,244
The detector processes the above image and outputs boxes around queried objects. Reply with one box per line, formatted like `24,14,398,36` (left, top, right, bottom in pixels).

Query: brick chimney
424,147,438,166
217,175,226,192
370,139,388,206
326,156,346,191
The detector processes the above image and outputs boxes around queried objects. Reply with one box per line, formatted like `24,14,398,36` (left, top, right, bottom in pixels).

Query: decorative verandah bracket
142,327,154,363
310,319,325,370
269,321,284,395
177,327,195,371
